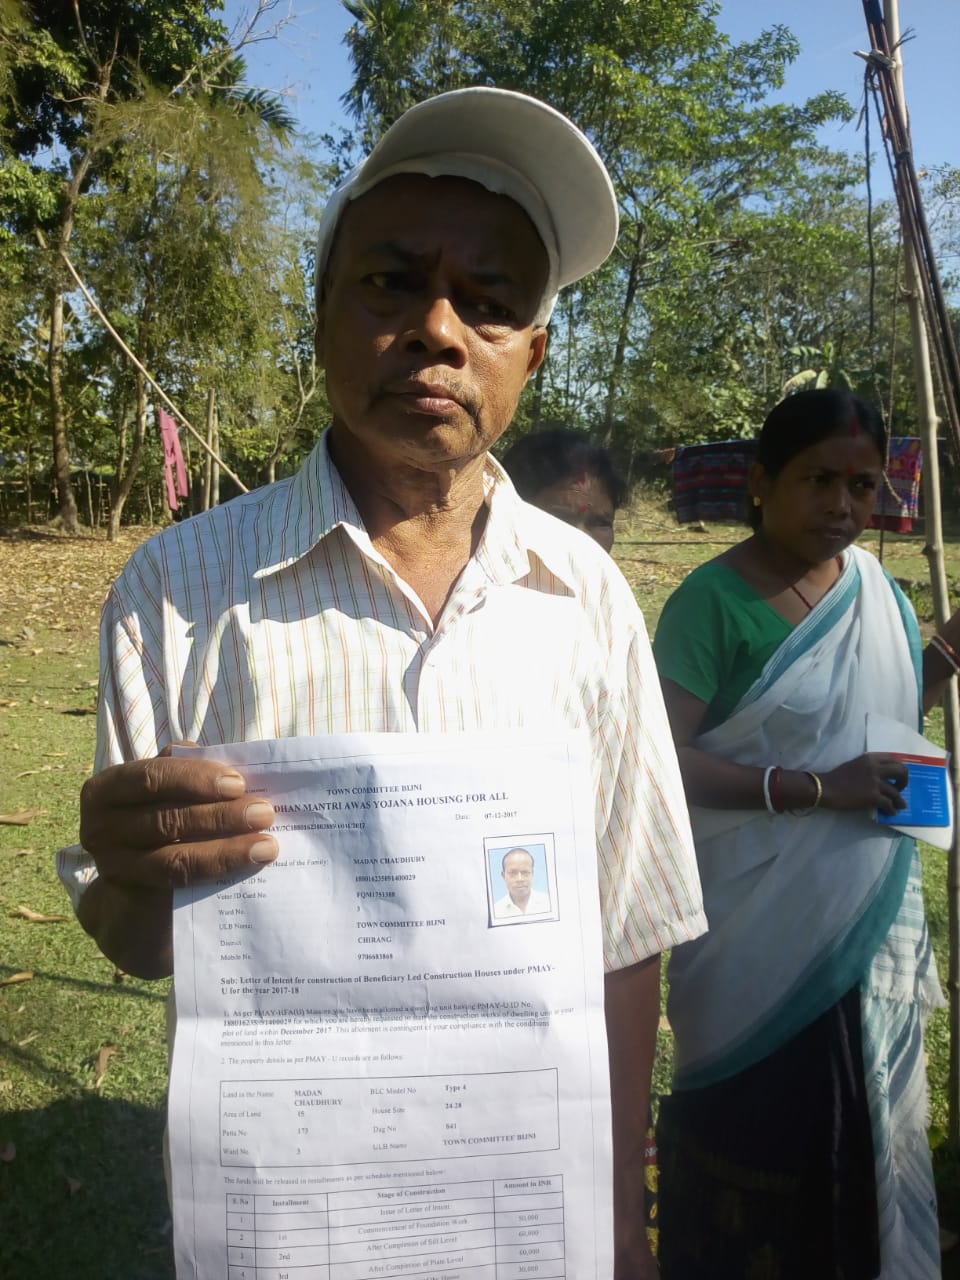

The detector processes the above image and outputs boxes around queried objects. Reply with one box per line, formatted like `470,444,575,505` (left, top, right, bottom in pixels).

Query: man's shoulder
513,500,638,605
520,511,648,650
114,476,297,595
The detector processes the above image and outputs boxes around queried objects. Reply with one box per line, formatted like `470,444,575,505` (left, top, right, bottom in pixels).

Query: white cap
315,87,619,324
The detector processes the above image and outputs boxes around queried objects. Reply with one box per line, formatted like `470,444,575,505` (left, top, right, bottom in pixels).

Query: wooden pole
884,0,960,1149
212,407,220,508
203,388,215,512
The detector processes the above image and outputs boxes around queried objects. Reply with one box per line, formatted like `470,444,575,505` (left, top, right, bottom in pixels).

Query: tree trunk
108,374,147,540
600,230,644,447
529,360,545,431
45,54,113,534
48,283,79,532
25,407,34,523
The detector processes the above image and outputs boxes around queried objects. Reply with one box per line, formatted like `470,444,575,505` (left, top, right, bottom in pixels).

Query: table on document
226,1174,565,1279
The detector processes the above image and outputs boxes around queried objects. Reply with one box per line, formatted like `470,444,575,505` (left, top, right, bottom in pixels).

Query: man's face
317,174,549,474
502,851,535,908
530,471,617,552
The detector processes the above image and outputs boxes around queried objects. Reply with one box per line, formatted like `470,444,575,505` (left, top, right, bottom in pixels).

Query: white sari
666,544,943,1277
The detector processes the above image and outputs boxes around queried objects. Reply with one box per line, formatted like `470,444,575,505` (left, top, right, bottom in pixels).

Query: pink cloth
159,409,188,510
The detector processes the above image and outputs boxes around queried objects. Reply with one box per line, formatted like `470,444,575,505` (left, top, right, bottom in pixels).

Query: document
169,731,613,1279
867,712,954,849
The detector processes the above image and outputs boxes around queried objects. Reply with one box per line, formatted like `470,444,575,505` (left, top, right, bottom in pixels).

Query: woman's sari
664,544,943,1278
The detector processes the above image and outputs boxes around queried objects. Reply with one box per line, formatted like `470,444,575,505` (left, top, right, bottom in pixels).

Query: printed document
169,731,613,1279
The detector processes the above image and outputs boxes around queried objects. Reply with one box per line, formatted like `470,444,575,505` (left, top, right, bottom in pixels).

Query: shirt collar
253,431,361,579
253,429,578,595
479,455,579,594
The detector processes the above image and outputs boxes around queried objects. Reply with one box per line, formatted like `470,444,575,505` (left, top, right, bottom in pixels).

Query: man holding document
59,86,706,1278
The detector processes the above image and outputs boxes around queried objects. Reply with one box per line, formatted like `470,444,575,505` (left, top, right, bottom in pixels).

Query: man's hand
77,749,277,978
605,955,661,1279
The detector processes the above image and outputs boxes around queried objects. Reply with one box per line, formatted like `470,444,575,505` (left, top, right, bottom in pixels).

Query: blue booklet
866,713,954,850
876,754,952,828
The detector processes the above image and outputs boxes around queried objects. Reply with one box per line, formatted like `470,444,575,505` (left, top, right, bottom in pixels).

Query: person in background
653,387,960,1280
500,427,626,551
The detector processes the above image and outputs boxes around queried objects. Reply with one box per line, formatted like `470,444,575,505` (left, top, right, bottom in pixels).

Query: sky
221,0,958,182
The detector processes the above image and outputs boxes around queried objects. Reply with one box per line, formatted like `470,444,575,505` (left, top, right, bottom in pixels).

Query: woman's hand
820,753,909,816
924,604,960,711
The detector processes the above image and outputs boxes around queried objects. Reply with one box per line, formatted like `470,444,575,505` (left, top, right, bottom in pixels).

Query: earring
752,496,761,508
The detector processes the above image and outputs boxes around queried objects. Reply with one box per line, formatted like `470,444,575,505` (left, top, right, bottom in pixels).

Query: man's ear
524,327,548,382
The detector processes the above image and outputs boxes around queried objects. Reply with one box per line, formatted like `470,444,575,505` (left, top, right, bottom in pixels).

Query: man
493,847,551,917
59,87,706,1277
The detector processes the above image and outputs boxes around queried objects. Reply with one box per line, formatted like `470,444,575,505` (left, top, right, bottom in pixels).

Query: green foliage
338,0,897,467
0,0,320,529
0,0,945,527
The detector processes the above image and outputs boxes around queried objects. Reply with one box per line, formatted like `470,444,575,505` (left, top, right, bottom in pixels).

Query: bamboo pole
882,0,960,1148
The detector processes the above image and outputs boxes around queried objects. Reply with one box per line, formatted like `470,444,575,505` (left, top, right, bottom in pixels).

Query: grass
0,528,173,1280
1,499,959,1277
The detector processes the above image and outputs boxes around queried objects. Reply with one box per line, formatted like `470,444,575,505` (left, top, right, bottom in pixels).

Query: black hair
749,389,886,529
502,847,535,872
500,428,627,510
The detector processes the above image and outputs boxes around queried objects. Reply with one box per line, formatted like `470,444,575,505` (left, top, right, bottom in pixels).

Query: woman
653,389,960,1280
500,427,626,551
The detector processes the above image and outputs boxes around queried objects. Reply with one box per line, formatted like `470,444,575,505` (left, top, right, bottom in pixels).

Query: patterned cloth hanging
672,440,757,523
671,437,923,529
159,408,189,511
868,437,922,532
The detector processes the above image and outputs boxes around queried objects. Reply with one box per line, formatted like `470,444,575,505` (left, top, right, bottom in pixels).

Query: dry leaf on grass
0,809,46,825
65,1175,83,1195
0,1140,15,1162
0,972,33,987
92,1043,117,1088
13,905,68,924
17,1032,38,1047
0,1081,11,1092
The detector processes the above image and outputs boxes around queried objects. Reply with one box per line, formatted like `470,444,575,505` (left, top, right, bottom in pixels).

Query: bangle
762,766,775,813
769,765,785,814
930,634,960,675
788,770,823,817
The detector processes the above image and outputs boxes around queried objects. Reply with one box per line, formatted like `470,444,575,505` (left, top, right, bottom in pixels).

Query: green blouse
653,560,792,732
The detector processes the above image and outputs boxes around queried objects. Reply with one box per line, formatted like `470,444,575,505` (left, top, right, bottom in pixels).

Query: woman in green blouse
653,388,960,1280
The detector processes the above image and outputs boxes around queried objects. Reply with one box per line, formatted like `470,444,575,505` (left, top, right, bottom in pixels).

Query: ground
1,496,958,1278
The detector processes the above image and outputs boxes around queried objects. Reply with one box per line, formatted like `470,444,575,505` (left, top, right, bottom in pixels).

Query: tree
0,0,293,531
338,1,862,465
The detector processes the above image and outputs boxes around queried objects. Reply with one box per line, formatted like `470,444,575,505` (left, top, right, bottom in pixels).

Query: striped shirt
58,433,706,970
